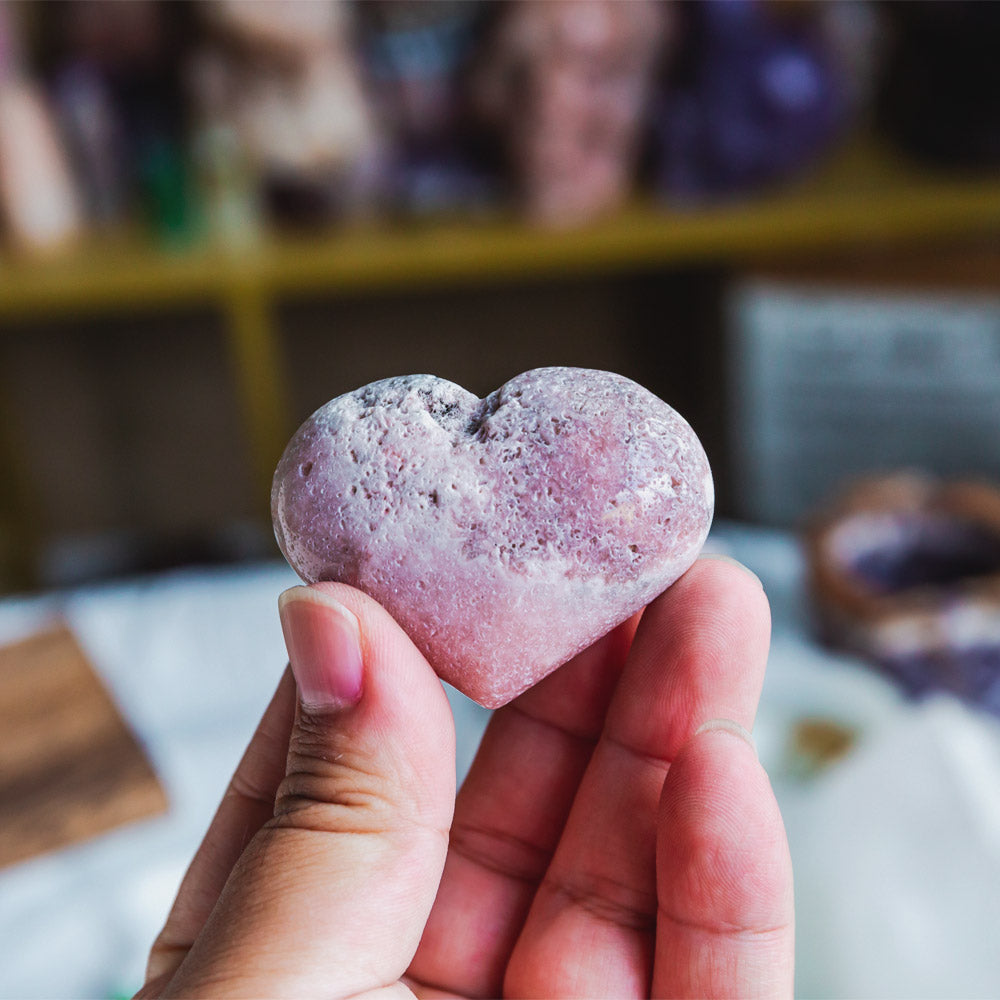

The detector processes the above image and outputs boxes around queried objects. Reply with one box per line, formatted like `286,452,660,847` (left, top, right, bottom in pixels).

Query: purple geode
272,367,713,707
654,0,848,202
806,474,1000,718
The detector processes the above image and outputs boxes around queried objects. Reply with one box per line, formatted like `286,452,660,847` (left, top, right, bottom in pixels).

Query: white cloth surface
709,525,1000,999
0,526,998,998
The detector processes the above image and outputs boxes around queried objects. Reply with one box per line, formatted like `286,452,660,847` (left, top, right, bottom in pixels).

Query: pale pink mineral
272,367,713,707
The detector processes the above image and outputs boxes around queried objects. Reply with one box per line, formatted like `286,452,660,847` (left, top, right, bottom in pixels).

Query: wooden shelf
1,140,998,320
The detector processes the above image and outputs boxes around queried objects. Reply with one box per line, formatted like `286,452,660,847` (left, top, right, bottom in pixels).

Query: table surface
1,524,999,999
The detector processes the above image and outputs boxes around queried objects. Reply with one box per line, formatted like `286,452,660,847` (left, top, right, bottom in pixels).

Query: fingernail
278,586,364,711
697,553,763,589
696,718,758,757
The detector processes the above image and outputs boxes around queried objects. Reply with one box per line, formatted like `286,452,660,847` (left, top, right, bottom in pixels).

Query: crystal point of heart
272,368,713,707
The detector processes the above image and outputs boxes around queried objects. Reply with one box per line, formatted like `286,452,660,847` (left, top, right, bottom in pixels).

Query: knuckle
449,819,552,883
544,869,658,933
273,713,399,833
269,711,449,843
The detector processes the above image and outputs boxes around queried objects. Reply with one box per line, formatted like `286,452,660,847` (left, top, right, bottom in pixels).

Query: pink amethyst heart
272,367,713,707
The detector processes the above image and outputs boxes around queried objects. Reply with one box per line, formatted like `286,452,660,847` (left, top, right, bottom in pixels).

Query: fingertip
695,552,764,590
279,586,364,712
683,555,770,628
644,550,771,653
612,549,772,767
293,581,455,773
293,581,444,705
302,580,398,647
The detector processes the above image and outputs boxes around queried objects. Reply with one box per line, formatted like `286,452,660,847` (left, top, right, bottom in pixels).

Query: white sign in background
728,282,1000,524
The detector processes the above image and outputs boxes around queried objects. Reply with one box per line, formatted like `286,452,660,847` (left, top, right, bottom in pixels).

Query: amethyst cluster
806,475,1000,716
653,0,849,201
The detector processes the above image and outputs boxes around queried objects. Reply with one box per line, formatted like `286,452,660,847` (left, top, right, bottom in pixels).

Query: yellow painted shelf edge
1,142,999,319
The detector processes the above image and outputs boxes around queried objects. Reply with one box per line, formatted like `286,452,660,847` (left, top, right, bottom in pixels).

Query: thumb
166,584,456,999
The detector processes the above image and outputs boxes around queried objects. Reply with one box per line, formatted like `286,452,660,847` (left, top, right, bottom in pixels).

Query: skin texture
137,557,793,999
272,368,714,707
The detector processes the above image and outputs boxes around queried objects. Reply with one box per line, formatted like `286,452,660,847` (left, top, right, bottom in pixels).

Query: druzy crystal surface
272,367,713,707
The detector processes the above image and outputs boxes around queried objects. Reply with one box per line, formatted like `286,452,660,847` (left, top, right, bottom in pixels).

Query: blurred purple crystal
654,0,849,202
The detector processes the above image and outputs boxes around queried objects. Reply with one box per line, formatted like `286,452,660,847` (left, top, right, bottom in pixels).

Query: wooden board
0,625,167,868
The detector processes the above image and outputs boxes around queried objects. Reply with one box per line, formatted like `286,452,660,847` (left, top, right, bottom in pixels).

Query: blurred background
0,0,999,996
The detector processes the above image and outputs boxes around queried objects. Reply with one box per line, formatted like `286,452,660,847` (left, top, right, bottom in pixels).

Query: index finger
409,614,640,997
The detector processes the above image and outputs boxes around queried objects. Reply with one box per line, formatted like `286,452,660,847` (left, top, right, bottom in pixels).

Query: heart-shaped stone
272,367,713,707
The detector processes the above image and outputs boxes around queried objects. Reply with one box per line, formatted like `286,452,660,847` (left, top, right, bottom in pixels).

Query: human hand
138,556,793,998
